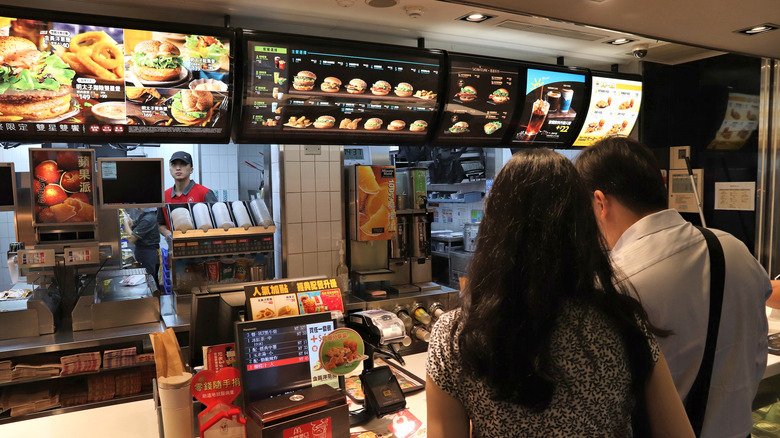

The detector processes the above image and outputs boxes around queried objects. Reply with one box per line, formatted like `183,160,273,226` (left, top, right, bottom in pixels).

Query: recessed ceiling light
604,38,635,45
735,23,778,35
458,12,496,23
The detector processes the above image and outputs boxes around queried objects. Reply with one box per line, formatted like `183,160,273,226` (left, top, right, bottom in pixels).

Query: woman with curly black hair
426,148,692,438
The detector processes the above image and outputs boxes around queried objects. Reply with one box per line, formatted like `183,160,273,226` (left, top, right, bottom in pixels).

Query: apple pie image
255,307,275,320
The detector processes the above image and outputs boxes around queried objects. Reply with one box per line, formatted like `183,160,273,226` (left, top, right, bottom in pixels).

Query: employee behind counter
157,150,217,239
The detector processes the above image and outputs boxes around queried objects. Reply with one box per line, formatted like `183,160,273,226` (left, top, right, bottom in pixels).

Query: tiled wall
273,146,344,280
198,144,238,202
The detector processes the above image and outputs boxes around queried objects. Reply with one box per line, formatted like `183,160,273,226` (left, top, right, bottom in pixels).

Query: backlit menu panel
238,32,442,144
0,9,233,143
511,68,587,147
434,54,521,145
573,73,642,147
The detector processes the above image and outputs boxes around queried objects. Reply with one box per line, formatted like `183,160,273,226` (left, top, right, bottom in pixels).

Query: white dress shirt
610,209,770,438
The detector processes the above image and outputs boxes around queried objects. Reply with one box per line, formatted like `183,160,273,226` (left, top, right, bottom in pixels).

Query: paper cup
158,372,194,438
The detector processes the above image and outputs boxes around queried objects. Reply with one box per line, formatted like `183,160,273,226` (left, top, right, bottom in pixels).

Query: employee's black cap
170,151,193,166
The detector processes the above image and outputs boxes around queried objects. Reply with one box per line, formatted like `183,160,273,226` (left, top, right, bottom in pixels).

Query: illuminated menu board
434,54,521,145
238,32,443,144
573,73,642,147
511,68,587,147
0,10,233,143
237,313,336,404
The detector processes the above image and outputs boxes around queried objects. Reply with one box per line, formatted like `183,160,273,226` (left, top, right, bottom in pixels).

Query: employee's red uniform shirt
157,180,217,230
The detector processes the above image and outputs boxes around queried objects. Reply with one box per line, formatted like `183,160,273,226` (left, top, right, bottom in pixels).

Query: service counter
0,352,431,438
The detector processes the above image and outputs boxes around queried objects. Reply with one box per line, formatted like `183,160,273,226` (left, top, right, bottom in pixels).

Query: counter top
0,352,430,438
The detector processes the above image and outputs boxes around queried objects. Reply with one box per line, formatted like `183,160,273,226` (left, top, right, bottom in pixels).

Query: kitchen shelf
0,393,151,425
0,362,155,389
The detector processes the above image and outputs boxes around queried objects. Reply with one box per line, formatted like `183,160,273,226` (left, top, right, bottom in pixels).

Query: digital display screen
237,32,443,144
98,158,164,208
0,10,233,143
573,73,642,147
0,164,16,211
30,148,95,225
434,54,521,145
511,68,587,147
236,313,337,406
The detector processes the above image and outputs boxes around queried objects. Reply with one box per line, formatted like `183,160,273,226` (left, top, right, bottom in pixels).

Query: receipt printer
246,385,349,438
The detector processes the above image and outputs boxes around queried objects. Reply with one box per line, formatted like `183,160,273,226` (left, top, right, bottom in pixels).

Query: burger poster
0,16,231,141
436,55,520,145
30,148,95,225
512,68,587,147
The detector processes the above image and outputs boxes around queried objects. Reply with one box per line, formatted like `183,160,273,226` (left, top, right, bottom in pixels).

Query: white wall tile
315,162,330,191
315,194,330,222
286,193,301,224
302,223,317,253
284,162,301,193
330,221,342,246
330,146,341,162
300,193,317,223
286,223,303,255
330,192,342,222
317,221,332,252
283,145,300,163
299,146,315,162
300,162,316,192
330,250,340,275
318,147,330,162
302,252,319,276
287,253,304,278
318,251,333,277
329,161,342,191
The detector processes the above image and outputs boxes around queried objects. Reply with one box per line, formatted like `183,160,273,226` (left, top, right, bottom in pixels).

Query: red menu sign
30,148,95,224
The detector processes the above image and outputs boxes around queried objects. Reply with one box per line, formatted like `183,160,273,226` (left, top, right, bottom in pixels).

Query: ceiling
1,0,773,70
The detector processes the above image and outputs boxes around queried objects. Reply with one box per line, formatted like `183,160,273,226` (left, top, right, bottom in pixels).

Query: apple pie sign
191,366,241,407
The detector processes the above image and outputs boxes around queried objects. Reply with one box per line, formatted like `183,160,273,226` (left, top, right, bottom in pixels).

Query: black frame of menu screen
235,312,334,407
0,5,234,144
507,64,591,149
433,53,523,146
0,163,17,212
97,157,165,209
571,70,643,147
234,30,445,145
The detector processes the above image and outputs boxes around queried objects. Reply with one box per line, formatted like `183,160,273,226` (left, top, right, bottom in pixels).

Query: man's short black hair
574,136,667,215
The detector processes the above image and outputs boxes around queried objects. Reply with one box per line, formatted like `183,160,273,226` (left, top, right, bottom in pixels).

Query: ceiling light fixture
604,38,635,45
735,23,778,35
458,12,496,23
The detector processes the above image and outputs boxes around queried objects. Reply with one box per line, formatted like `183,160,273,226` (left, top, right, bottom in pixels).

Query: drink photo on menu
512,68,586,147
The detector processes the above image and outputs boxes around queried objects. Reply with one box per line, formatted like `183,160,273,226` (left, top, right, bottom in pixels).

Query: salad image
184,35,229,71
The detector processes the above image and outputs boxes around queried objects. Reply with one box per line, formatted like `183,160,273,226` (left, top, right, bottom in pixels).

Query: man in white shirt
575,137,771,438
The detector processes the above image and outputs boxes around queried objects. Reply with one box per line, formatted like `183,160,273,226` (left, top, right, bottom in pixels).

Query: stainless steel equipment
463,221,480,252
71,268,160,331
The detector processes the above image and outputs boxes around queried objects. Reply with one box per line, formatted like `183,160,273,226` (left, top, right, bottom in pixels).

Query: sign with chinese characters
191,366,241,407
29,148,95,225
244,278,344,321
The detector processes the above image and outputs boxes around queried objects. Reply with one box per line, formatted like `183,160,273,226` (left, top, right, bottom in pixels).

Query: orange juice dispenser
348,165,397,297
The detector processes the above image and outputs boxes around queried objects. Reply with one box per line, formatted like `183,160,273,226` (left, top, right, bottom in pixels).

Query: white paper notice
714,182,755,211
668,169,704,213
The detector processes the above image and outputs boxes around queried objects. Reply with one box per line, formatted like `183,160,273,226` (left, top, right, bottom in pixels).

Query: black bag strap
685,226,725,437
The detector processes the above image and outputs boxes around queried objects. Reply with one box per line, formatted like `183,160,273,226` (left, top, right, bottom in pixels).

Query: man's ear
593,190,609,220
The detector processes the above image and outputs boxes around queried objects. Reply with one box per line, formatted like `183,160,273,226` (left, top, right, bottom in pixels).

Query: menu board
573,73,642,147
434,54,521,145
707,92,759,150
30,148,95,225
0,11,233,143
511,68,587,147
238,32,442,144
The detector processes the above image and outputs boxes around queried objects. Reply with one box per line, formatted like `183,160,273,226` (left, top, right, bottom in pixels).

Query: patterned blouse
426,303,660,438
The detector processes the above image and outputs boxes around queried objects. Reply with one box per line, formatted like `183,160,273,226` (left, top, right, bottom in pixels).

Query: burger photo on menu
320,77,341,93
130,40,186,84
394,82,413,97
313,115,335,128
346,78,366,94
183,35,229,72
409,120,428,132
370,80,391,96
489,88,510,104
364,118,383,130
293,71,316,91
448,121,469,133
454,86,477,102
170,89,215,126
0,36,76,121
484,121,502,135
387,120,405,131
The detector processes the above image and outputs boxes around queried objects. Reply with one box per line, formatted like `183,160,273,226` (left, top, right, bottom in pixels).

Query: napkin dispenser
246,385,349,438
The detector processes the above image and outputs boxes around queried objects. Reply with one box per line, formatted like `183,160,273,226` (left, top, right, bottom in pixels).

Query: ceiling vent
496,20,607,41
365,0,398,7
